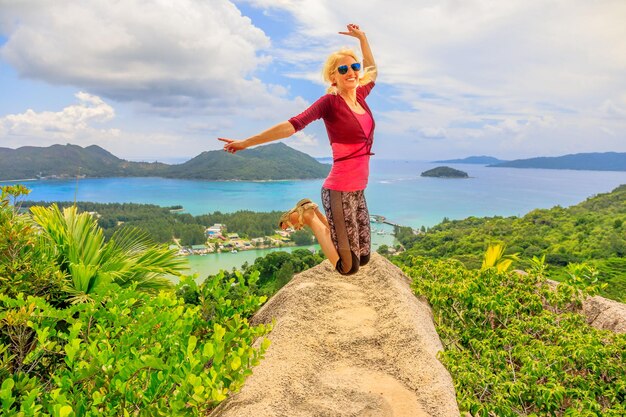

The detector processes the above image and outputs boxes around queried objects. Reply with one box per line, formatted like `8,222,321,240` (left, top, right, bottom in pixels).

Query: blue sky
1,0,625,162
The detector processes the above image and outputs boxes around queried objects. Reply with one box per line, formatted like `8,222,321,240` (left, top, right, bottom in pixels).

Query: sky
0,0,625,162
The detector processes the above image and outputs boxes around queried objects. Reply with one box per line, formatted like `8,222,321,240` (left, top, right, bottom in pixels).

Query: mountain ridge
0,142,330,181
434,155,506,164
489,151,626,171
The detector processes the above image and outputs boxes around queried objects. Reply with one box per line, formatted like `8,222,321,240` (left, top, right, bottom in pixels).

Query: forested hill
0,144,168,180
0,143,330,181
489,151,626,171
393,184,626,301
166,142,329,180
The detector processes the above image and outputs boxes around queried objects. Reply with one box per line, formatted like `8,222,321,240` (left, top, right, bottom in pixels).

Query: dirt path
210,253,460,417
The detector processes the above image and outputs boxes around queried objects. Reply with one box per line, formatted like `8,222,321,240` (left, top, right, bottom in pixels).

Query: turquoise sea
4,160,625,277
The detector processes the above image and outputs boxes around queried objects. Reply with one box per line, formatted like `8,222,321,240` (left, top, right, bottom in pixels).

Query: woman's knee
335,252,361,276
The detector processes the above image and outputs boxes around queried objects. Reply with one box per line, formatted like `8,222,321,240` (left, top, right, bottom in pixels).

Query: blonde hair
322,48,376,95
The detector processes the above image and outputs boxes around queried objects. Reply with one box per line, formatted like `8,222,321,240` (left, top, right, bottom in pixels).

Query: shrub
0,278,271,416
396,256,626,416
0,185,65,304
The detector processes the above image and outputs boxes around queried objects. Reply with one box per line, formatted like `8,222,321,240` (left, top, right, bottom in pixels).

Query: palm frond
482,243,519,273
31,204,187,301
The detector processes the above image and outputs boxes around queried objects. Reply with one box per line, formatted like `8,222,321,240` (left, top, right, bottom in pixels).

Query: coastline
5,163,624,229
0,178,38,182
1,176,328,183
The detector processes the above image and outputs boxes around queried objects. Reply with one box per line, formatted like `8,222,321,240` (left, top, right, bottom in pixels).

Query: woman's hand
338,23,365,40
340,23,376,81
218,138,247,154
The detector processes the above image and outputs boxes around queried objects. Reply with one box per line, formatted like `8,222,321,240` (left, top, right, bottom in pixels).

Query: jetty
370,214,401,228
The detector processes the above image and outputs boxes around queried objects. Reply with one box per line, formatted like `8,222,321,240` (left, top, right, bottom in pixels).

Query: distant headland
488,152,626,171
434,155,507,165
434,152,626,172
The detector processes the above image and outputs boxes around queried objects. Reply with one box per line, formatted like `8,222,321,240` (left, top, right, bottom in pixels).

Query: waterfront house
191,244,210,255
206,224,225,237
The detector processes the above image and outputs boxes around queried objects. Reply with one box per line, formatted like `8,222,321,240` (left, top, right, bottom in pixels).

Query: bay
4,160,624,277
182,245,319,281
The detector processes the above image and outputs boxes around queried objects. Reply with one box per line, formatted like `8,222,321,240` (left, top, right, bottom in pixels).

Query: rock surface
209,253,460,417
546,279,626,333
582,295,626,333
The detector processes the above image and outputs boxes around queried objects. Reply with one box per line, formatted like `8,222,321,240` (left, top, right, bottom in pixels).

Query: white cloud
0,92,213,160
485,118,524,135
0,0,288,112
1,0,625,160
601,127,615,136
419,127,447,139
292,131,319,147
0,92,117,144
599,100,626,119
239,0,626,159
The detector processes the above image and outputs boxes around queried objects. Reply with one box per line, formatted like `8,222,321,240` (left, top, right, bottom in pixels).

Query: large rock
582,295,626,333
546,279,626,333
210,253,460,417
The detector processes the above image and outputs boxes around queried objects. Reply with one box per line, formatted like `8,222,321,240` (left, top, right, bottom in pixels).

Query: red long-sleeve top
288,82,376,191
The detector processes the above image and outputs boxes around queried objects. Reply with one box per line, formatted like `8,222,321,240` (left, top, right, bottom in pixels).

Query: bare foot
301,207,316,226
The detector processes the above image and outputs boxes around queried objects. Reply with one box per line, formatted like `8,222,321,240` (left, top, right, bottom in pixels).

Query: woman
219,23,377,276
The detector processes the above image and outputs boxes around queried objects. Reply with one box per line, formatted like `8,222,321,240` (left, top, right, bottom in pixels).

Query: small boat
231,249,238,253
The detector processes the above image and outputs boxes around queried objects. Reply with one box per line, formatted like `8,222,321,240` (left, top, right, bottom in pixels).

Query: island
0,142,331,181
421,166,469,178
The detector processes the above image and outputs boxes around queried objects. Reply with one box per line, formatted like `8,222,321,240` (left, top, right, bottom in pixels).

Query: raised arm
219,121,295,154
339,23,377,82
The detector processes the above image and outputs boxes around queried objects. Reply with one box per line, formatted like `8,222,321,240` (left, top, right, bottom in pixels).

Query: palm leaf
31,205,188,301
482,243,519,273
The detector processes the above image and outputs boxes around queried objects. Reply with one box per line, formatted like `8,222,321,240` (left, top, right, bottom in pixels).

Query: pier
370,214,401,228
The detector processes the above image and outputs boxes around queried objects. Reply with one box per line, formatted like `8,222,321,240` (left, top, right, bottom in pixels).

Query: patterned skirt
321,188,371,275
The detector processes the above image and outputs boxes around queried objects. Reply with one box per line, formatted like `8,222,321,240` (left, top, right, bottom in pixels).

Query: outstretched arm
218,121,295,154
339,23,377,82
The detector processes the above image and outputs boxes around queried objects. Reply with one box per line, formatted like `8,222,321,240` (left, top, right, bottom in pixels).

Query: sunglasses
337,62,361,75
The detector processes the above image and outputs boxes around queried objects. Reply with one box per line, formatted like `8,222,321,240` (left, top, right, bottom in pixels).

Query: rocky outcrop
545,279,626,333
581,295,626,333
210,253,460,417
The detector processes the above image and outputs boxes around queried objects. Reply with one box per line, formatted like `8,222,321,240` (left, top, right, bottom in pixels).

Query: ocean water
4,160,624,277
8,160,625,228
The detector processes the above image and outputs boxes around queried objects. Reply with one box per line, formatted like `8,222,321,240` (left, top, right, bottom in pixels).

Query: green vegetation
0,142,331,181
394,255,625,415
20,201,313,247
0,144,167,180
0,185,271,415
394,185,626,301
208,249,325,297
490,151,626,171
421,166,469,178
4,180,625,415
166,142,330,180
390,186,626,413
31,204,185,303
